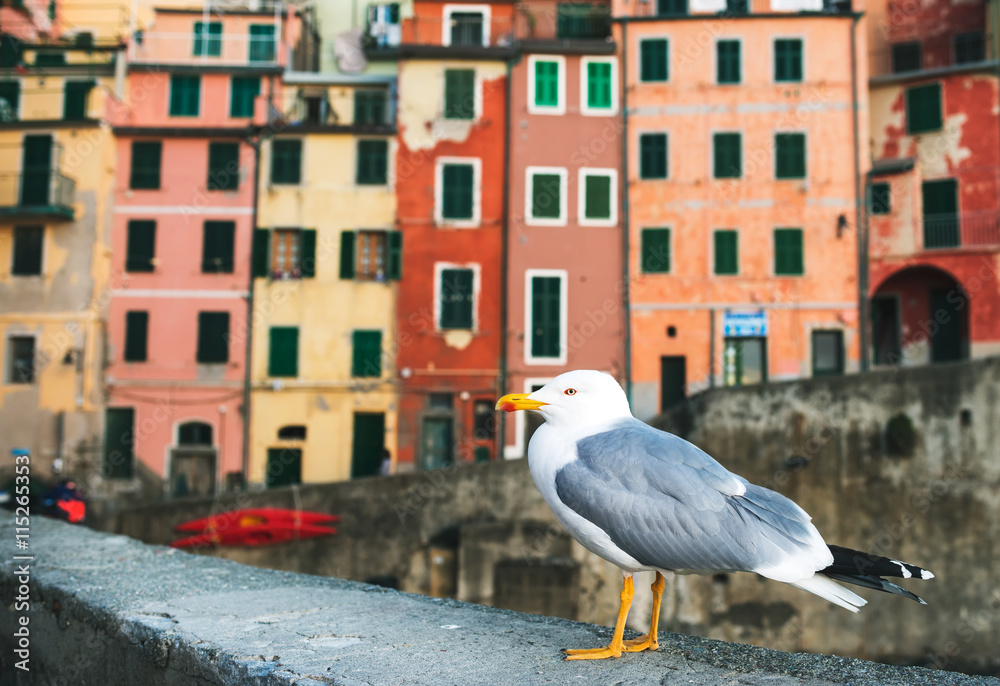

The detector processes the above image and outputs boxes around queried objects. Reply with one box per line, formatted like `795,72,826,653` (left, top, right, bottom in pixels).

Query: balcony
127,23,283,69
263,85,395,133
870,31,994,80
923,211,1000,250
0,171,76,220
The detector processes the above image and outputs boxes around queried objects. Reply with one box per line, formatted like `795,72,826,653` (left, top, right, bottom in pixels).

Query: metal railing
923,211,1000,250
0,171,76,216
265,87,393,127
869,31,993,78
127,27,283,66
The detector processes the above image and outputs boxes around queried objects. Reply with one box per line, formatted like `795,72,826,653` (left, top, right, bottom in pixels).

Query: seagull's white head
495,370,633,430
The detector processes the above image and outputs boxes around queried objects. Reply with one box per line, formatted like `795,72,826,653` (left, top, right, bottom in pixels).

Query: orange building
615,0,868,419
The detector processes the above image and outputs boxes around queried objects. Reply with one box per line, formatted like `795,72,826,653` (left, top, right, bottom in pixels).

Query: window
446,9,486,46
355,90,387,125
527,272,565,362
124,311,148,362
906,83,942,134
714,230,738,275
639,133,668,179
63,80,93,120
277,425,306,440
726,0,748,14
579,168,616,226
444,69,475,120
436,160,479,225
556,3,609,39
641,228,670,274
34,51,65,66
774,39,803,82
230,76,259,118
724,338,766,386
774,228,804,275
179,421,213,445
266,447,302,488
339,230,403,280
717,40,740,84
356,139,388,185
639,39,668,82
270,139,302,184
582,58,615,114
473,399,496,440
439,267,475,330
526,167,567,226
207,142,239,191
529,57,564,114
126,220,155,272
657,0,687,15
272,228,301,277
249,24,275,62
196,312,229,363
954,32,985,65
201,221,235,273
713,132,741,178
869,182,890,215
130,141,162,190
11,226,43,276
891,42,921,73
7,336,34,383
103,407,134,479
812,330,844,377
775,132,806,179
352,330,382,377
169,75,200,117
193,21,222,56
0,81,19,118
252,228,316,278
922,178,959,248
429,392,453,410
268,326,299,377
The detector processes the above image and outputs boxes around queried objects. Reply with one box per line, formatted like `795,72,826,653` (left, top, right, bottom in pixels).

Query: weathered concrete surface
2,518,997,686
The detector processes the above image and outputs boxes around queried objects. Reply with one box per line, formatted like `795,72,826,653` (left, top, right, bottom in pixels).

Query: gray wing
554,419,823,574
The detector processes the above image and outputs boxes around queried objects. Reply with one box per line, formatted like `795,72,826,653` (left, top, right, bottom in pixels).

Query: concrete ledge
1,518,997,686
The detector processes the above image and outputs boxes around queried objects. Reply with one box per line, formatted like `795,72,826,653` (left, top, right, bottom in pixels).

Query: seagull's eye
564,388,577,396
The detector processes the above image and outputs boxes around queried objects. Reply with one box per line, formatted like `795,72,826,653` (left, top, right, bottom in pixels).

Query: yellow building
249,71,398,486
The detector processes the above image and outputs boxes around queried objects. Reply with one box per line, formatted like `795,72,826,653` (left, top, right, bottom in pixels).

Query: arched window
178,421,213,446
277,425,307,440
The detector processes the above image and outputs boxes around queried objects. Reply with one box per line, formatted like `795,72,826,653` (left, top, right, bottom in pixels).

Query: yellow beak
495,393,548,413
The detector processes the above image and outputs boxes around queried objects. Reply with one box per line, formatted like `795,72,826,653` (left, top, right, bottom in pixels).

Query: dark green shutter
202,221,235,273
714,230,738,275
103,407,135,480
266,448,302,487
584,175,611,220
169,74,200,116
126,220,155,272
717,40,740,84
271,139,302,184
0,81,20,116
300,229,317,278
440,269,474,329
386,231,403,280
208,142,239,190
586,61,612,109
922,179,959,248
12,225,43,276
130,141,162,190
194,21,222,56
531,173,562,219
870,182,891,215
906,84,942,134
713,132,741,178
354,90,387,125
252,229,270,277
340,231,356,279
352,330,382,377
230,76,260,117
775,133,806,179
442,164,474,220
357,139,388,185
640,39,668,82
530,276,561,358
775,39,803,82
641,228,671,273
124,311,148,362
268,327,299,377
249,24,275,62
774,228,804,275
534,60,559,107
444,69,475,119
639,133,668,179
197,311,229,363
63,80,93,120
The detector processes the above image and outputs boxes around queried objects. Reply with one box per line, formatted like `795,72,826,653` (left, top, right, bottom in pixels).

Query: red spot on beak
500,402,517,413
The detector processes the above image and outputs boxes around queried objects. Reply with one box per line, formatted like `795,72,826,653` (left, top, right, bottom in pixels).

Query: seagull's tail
817,544,934,606
791,575,868,613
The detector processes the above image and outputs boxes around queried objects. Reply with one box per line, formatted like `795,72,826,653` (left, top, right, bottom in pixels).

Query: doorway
659,356,686,411
351,412,386,478
421,417,453,470
21,134,52,206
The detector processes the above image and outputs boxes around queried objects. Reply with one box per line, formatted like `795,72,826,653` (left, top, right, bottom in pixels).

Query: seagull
496,370,933,661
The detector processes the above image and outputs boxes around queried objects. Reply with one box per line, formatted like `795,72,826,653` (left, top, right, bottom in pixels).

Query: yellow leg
624,571,665,653
563,575,635,660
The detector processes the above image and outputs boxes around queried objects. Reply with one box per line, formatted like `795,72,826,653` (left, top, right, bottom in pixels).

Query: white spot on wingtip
892,560,912,578
921,569,935,579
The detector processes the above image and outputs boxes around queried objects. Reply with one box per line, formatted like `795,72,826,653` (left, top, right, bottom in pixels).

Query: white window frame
442,4,491,47
434,261,481,333
434,156,482,229
525,166,568,227
504,376,553,459
637,37,670,84
442,67,483,121
524,268,568,366
772,35,806,84
577,167,618,227
580,56,618,116
4,333,37,385
527,55,566,116
713,37,742,85
773,129,808,180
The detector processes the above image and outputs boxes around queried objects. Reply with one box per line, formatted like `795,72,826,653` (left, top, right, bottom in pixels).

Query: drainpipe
497,54,516,461
240,144,259,488
620,20,632,401
850,14,869,372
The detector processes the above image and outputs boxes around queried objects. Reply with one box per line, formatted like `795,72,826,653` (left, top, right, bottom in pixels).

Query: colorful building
501,0,626,458
615,0,868,419
866,0,1000,367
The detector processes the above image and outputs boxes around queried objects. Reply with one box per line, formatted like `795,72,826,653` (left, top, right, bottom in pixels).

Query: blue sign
723,310,768,337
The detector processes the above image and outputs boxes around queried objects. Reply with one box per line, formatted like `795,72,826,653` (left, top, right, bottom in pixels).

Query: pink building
104,5,297,498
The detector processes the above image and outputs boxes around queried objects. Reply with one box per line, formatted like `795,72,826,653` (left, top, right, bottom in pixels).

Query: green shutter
386,231,403,280
444,69,475,119
207,142,239,190
531,173,562,220
12,225,43,276
124,311,148,362
775,133,806,179
103,407,134,480
922,179,959,248
300,229,317,278
357,139,388,185
530,276,562,358
639,133,668,179
352,330,382,377
640,39,668,82
252,228,270,277
714,230,738,275
249,24,275,62
194,21,222,56
339,231,356,279
197,311,229,363
870,182,891,215
63,80,93,120
201,221,235,273
126,220,156,272
717,40,740,84
584,174,611,220
230,76,260,118
354,90,387,125
268,326,299,377
442,164,474,220
169,74,200,116
713,132,741,178
534,60,559,107
0,81,20,116
130,141,162,190
271,139,302,184
440,269,474,329
774,228,804,275
586,61,612,109
906,83,942,134
775,39,803,82
641,228,671,274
